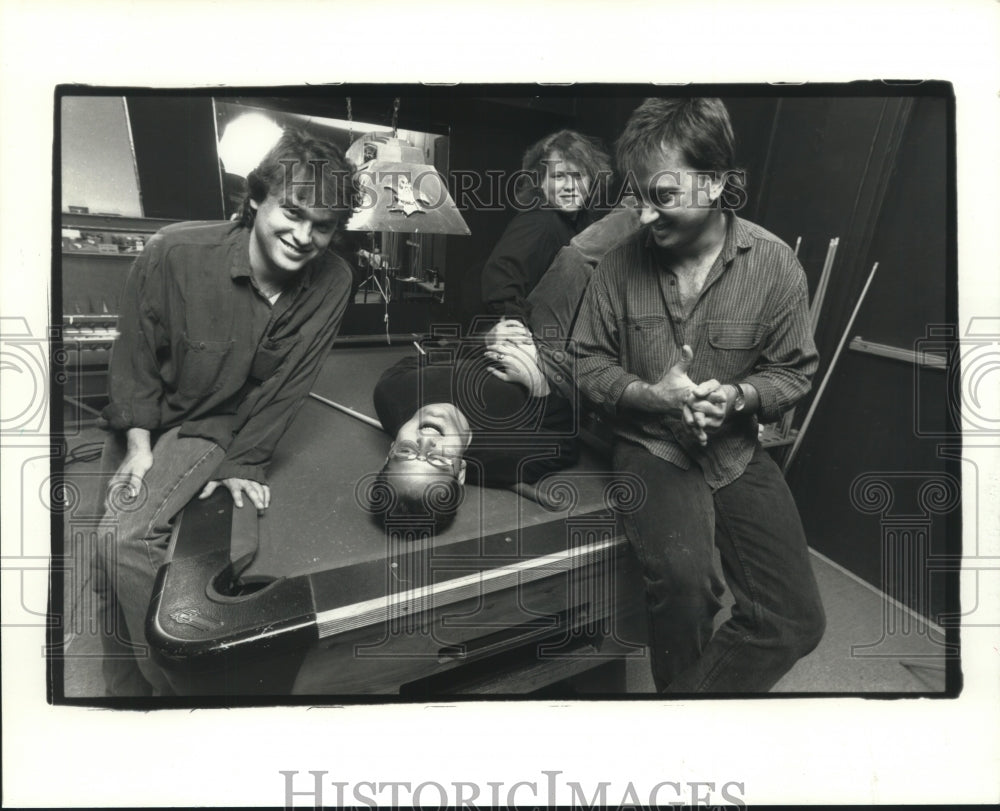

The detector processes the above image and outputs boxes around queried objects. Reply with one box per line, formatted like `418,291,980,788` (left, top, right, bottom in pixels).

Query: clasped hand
483,318,549,396
652,344,732,447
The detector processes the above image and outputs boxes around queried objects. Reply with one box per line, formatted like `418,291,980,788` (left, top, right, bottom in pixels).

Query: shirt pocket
621,315,672,381
178,336,233,395
706,320,766,380
249,333,301,382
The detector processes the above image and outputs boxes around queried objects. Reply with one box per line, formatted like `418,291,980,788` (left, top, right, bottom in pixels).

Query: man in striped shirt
572,98,826,692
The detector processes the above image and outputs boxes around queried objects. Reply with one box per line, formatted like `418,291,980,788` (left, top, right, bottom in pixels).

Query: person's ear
249,197,260,212
456,460,467,486
706,172,725,204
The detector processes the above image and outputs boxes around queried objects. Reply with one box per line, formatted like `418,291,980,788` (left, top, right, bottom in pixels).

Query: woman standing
481,130,611,320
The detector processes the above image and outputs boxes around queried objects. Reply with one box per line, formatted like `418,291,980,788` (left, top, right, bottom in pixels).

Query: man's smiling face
387,403,470,483
635,142,724,253
249,170,340,278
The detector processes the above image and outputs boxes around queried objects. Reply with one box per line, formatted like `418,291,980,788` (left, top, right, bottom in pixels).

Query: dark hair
367,464,463,535
238,128,360,230
514,129,612,208
616,98,742,207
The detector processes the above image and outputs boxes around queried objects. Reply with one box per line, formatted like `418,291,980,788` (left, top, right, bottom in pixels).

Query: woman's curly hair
513,129,612,209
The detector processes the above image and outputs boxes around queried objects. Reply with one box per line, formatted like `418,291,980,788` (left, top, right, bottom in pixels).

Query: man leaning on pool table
94,130,359,697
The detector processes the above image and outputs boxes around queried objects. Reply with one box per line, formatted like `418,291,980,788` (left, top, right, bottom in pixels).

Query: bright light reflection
218,113,283,177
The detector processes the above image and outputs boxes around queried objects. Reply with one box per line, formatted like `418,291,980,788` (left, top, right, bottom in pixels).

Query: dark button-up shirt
102,220,354,483
571,213,818,489
480,208,592,320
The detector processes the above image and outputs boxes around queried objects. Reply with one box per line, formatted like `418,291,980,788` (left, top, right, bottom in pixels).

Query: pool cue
810,237,839,334
771,236,834,450
783,260,880,475
308,391,383,430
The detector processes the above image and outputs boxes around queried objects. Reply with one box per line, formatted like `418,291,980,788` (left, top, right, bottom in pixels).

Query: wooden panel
291,547,644,695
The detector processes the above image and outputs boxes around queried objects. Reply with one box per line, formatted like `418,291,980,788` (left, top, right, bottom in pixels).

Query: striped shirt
571,212,818,489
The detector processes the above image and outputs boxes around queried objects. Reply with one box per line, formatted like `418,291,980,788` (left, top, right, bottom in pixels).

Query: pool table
146,343,647,697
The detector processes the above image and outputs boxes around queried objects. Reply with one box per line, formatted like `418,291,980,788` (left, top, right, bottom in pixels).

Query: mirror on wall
61,96,143,218
214,98,451,307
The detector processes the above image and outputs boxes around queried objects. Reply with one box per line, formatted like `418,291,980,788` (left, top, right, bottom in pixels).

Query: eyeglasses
386,439,462,476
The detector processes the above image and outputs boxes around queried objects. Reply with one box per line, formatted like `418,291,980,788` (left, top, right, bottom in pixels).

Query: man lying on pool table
371,318,573,530
370,203,642,531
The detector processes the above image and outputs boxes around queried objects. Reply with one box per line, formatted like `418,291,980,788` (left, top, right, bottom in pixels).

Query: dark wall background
82,88,955,620
785,96,957,621
443,96,577,330
126,97,224,221
440,93,782,331
449,91,956,621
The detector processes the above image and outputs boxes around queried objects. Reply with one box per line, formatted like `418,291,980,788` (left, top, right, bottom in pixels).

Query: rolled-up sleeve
570,267,641,414
744,269,819,423
102,238,167,431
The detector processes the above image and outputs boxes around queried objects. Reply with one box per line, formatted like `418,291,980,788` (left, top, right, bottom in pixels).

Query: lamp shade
345,134,470,235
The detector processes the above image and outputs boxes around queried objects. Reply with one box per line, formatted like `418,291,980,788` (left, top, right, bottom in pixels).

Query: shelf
61,212,181,256
62,250,140,258
61,212,180,232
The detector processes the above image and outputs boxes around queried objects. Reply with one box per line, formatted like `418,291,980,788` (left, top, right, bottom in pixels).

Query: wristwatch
731,383,747,412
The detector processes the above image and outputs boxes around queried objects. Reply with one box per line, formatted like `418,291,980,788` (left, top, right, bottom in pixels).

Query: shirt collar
228,224,253,281
644,209,751,268
227,223,317,291
722,210,754,264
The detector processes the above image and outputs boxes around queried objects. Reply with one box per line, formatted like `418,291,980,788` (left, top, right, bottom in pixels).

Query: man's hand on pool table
199,478,271,511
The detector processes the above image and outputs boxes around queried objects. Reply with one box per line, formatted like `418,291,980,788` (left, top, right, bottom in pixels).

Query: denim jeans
614,441,826,693
93,427,224,696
